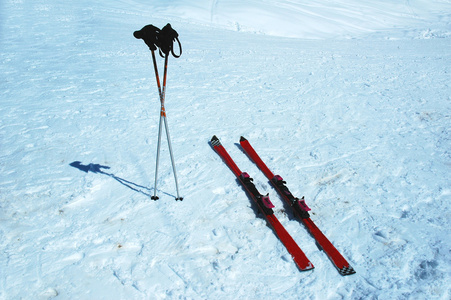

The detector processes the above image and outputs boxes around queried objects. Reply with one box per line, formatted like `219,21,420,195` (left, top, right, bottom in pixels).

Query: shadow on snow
69,161,175,198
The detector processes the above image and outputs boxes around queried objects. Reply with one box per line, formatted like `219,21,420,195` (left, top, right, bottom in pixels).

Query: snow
1,0,450,299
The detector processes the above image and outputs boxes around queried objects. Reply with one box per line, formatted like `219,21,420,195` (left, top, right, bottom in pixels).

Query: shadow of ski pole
69,161,175,198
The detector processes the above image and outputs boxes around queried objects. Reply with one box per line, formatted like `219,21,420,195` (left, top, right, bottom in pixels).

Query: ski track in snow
1,0,451,299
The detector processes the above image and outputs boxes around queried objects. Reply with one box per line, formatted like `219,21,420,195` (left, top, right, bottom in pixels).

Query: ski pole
152,54,168,201
150,45,165,201
134,24,183,201
156,54,182,201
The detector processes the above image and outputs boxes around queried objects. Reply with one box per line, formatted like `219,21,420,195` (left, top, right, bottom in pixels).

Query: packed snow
1,0,450,299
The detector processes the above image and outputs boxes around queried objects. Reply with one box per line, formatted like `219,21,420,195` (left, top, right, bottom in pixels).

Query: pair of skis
211,135,355,275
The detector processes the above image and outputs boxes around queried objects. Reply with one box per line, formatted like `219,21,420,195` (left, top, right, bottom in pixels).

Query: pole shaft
151,50,163,98
163,115,181,199
150,53,182,200
152,114,164,199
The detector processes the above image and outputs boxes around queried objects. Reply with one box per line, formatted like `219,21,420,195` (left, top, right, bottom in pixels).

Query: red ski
211,136,314,272
240,136,355,276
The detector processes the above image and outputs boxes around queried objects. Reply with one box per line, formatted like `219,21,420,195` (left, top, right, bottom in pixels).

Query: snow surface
1,0,451,299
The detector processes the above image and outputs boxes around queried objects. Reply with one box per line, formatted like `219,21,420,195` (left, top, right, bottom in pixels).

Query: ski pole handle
134,24,160,51
158,23,182,58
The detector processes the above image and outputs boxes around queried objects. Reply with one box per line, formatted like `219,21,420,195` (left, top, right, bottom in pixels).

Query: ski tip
211,135,221,147
239,136,247,142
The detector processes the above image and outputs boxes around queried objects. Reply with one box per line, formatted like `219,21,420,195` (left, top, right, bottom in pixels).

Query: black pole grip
158,23,182,58
134,24,160,51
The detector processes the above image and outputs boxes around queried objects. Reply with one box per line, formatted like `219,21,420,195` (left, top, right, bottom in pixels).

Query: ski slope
148,0,451,39
1,0,450,299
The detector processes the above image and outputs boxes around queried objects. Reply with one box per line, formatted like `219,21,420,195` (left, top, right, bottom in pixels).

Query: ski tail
239,136,355,276
211,136,314,272
303,218,356,275
266,214,314,271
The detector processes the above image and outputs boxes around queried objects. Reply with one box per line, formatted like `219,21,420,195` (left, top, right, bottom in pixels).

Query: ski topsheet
211,136,314,272
239,136,356,276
